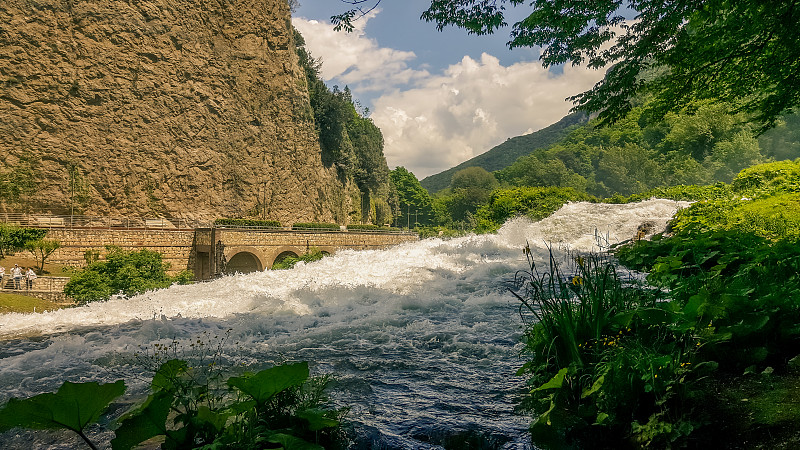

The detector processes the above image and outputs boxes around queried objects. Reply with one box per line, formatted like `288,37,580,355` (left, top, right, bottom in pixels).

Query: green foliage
272,248,326,270
415,0,800,129
113,356,342,450
291,222,340,230
390,167,435,227
473,187,595,233
607,183,734,204
616,231,800,372
0,224,46,258
495,154,588,191
731,159,800,198
497,100,770,198
0,155,39,206
296,30,390,197
63,246,194,304
438,167,499,223
215,218,283,228
24,238,61,273
513,250,707,447
0,380,126,449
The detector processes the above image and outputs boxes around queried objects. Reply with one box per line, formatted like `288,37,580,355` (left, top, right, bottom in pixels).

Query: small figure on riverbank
11,264,22,290
0,266,5,289
26,267,37,290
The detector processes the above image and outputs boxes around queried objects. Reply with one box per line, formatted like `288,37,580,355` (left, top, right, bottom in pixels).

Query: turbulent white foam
0,199,688,448
0,199,687,338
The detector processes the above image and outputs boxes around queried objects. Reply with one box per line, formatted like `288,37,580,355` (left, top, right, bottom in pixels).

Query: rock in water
0,0,345,223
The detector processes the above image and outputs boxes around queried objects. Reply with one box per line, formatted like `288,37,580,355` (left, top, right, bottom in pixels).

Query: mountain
419,112,589,193
0,0,350,224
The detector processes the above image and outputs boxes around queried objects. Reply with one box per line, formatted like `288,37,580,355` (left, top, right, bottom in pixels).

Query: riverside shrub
474,186,596,233
64,246,193,303
512,249,708,448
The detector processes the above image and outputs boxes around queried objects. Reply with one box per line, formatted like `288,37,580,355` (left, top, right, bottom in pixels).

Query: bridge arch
268,246,304,269
223,246,266,274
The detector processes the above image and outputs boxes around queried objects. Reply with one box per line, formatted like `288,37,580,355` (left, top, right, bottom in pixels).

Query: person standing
26,267,37,290
0,266,5,290
11,264,22,290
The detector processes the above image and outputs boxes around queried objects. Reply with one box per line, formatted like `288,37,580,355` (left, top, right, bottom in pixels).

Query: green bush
0,224,46,258
63,246,193,303
292,222,340,230
513,249,708,448
616,231,800,371
731,159,800,197
474,186,596,233
272,248,326,270
215,218,283,227
605,182,734,203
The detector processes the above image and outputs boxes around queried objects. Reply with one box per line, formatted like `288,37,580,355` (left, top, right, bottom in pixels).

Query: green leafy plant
0,380,126,450
113,358,343,450
63,246,193,303
513,248,708,448
272,248,326,270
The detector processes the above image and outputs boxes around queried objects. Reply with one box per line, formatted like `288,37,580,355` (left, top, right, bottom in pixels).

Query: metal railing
0,212,210,230
0,212,418,235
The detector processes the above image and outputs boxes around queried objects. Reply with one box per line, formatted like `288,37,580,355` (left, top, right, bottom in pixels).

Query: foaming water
0,199,687,449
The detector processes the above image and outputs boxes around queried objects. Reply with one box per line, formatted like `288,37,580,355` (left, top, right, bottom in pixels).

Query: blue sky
293,1,605,179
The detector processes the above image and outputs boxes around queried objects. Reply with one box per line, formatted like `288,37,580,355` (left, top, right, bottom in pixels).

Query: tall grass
511,245,650,370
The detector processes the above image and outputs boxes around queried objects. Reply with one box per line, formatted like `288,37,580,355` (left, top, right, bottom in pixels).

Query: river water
0,199,688,449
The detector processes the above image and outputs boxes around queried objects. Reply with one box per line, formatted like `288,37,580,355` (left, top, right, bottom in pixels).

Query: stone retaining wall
30,228,418,280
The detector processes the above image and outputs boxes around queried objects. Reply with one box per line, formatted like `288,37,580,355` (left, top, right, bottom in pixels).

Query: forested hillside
419,112,588,193
496,100,800,198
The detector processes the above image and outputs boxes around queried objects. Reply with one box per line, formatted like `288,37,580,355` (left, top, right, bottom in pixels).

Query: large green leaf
227,362,309,405
268,432,324,450
296,408,340,431
532,367,568,393
151,359,189,393
0,380,125,433
111,391,173,450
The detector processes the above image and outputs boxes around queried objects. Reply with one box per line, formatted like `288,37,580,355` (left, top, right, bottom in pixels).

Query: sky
293,0,606,179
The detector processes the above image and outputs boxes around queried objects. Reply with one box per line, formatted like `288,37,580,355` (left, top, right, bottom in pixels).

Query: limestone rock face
0,0,346,224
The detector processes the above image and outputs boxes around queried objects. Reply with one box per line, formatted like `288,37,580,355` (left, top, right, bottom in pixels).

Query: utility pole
70,169,75,228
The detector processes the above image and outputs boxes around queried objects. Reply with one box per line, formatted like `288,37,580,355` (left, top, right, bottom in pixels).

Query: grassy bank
0,292,71,314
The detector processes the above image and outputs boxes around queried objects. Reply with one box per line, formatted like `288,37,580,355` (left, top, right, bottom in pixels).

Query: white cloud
373,54,604,178
292,12,429,92
293,14,606,180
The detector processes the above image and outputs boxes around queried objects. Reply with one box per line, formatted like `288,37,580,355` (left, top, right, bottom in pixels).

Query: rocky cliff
0,0,349,224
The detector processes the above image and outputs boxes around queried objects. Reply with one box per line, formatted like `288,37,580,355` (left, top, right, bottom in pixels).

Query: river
0,199,688,449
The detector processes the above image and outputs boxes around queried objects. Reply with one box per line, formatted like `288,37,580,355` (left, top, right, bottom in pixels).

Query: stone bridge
193,227,418,279
43,226,418,280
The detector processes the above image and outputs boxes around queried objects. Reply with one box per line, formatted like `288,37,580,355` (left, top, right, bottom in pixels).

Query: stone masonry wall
34,228,418,277
43,228,197,274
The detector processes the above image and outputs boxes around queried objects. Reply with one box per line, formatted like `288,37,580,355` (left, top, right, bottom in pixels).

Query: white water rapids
0,199,688,449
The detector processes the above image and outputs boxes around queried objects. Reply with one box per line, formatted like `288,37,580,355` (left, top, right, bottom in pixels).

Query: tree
25,239,60,274
334,1,800,130
445,167,498,222
0,224,46,258
389,167,435,227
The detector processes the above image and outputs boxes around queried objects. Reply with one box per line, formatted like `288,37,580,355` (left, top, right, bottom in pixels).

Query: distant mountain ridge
420,112,589,193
